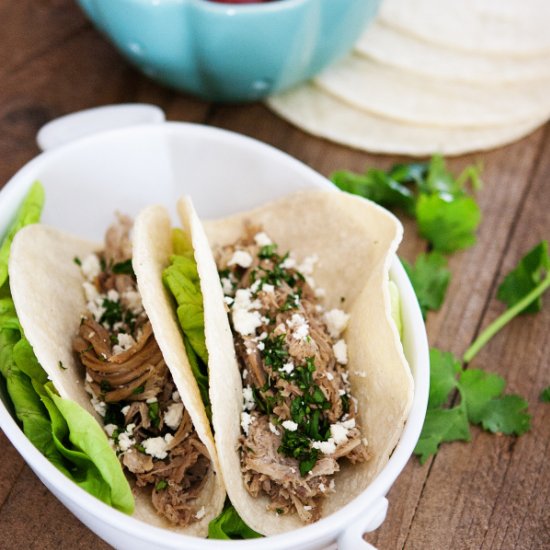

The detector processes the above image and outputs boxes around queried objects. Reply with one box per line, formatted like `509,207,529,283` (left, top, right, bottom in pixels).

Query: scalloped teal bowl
76,0,381,102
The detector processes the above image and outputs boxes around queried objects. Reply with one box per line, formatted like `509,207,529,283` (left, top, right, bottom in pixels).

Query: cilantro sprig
414,349,531,464
331,155,482,254
464,241,550,363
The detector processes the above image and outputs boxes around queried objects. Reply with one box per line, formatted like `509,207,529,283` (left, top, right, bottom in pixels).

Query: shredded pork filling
72,214,210,526
216,225,369,523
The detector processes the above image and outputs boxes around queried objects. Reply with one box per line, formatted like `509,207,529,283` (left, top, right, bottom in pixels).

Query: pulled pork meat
215,225,369,523
73,214,210,526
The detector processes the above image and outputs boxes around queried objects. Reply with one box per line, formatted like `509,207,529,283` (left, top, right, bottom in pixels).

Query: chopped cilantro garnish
278,429,319,477
132,385,144,395
100,298,123,329
104,403,125,427
148,401,160,428
155,480,168,491
73,256,82,266
135,444,146,453
111,259,135,277
280,290,301,312
100,379,112,393
259,244,277,259
58,360,66,370
262,334,288,371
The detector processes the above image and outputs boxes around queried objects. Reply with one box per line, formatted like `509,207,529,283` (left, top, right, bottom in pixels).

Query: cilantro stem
464,273,550,363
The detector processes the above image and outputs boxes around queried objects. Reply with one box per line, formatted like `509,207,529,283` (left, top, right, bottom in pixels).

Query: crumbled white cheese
195,506,206,520
280,256,296,269
314,287,326,298
233,309,262,336
223,296,234,306
221,277,234,295
118,432,135,452
242,369,248,380
228,250,253,268
121,405,130,415
242,386,255,411
91,396,107,417
106,289,120,302
341,371,349,385
338,389,346,396
341,418,356,430
164,403,184,430
326,372,334,381
241,412,254,435
104,424,118,437
257,331,268,341
312,439,336,455
172,391,181,402
146,397,157,404
254,232,272,246
298,254,318,276
262,283,275,294
85,372,93,383
281,361,295,375
333,339,348,365
81,253,101,281
324,309,350,339
164,433,174,445
83,281,99,302
269,422,280,436
257,341,265,351
87,298,106,323
319,483,326,493
330,423,350,445
304,505,313,511
286,313,309,340
122,290,142,314
282,420,298,432
113,332,136,355
142,436,169,459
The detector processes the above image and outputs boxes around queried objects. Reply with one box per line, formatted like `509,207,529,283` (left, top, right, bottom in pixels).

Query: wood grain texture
0,1,549,549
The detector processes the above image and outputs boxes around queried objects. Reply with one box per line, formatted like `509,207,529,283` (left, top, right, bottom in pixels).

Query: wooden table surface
1,2,549,549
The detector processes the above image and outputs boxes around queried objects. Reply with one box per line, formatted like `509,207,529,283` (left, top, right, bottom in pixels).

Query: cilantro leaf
428,348,461,409
540,387,550,402
464,241,550,363
330,168,415,215
496,240,550,314
416,194,481,253
474,395,531,435
457,369,505,424
402,252,451,319
414,405,470,464
331,155,482,254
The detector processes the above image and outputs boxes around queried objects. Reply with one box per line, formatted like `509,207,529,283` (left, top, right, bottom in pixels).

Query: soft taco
8,209,225,536
175,189,414,535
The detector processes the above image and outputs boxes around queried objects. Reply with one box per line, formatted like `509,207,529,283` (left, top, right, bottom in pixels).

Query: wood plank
401,127,550,549
0,464,110,550
0,433,25,509
0,0,88,78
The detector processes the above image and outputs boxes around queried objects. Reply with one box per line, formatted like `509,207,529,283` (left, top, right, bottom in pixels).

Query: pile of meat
215,225,369,523
73,215,210,526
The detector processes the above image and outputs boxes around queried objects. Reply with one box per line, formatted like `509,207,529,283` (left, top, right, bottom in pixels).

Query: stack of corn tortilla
267,0,550,156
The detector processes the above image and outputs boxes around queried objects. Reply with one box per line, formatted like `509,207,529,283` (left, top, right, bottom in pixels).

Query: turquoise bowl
76,0,381,102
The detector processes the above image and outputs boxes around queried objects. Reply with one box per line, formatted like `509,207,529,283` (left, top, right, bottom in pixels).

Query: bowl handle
36,104,165,152
337,497,388,550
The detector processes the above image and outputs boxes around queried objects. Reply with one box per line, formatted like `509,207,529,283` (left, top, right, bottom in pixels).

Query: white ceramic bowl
0,105,429,550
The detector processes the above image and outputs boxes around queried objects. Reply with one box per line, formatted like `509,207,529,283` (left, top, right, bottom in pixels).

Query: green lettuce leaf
208,503,261,540
0,182,133,513
163,229,210,415
0,181,44,288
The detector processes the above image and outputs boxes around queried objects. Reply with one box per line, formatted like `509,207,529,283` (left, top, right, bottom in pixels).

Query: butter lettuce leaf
163,229,210,416
0,181,44,288
0,182,133,513
208,502,261,540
